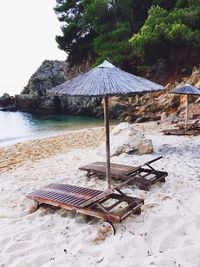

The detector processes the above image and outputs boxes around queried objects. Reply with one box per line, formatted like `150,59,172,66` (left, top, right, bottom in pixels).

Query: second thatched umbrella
170,84,200,129
50,60,165,189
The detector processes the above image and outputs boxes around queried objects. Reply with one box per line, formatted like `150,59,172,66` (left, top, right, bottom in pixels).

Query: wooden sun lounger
163,128,200,136
192,114,200,120
27,178,144,224
79,156,168,191
176,120,200,131
163,120,200,136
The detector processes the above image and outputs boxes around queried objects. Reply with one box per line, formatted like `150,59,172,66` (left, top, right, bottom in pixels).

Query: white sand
0,123,200,267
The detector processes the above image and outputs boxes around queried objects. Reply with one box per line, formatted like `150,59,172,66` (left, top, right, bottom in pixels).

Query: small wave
0,135,35,147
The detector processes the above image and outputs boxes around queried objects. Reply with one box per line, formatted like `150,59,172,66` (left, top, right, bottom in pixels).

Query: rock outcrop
0,93,15,107
97,122,153,157
14,94,58,114
22,60,67,96
61,96,103,117
1,60,200,120
120,66,200,123
0,60,103,116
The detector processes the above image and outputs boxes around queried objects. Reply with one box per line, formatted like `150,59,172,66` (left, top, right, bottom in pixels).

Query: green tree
54,0,96,65
55,0,200,70
175,0,188,8
129,4,200,66
84,0,135,68
152,0,177,10
189,0,200,7
54,0,155,68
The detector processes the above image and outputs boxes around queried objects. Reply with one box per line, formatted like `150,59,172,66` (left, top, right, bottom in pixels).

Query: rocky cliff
21,60,67,96
0,60,103,116
0,60,200,121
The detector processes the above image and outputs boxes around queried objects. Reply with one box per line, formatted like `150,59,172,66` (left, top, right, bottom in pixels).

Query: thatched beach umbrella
50,60,164,189
170,84,200,129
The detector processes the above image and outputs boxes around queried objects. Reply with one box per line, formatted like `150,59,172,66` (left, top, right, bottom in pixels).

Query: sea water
0,111,106,146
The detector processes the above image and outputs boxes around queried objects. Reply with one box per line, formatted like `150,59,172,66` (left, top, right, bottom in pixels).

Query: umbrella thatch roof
50,60,164,96
170,84,200,96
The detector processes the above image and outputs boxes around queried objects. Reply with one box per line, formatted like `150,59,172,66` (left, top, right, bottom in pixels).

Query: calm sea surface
0,111,107,146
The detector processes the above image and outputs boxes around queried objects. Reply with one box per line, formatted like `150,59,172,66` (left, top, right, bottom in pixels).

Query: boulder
15,94,42,112
0,93,15,107
97,122,153,157
135,116,149,123
34,97,58,114
1,105,17,111
136,115,161,123
61,96,103,117
14,94,62,114
124,115,138,123
109,103,128,119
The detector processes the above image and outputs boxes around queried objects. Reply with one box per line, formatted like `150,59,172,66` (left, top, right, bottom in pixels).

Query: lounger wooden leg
34,200,39,209
29,200,39,213
160,177,166,183
87,171,98,178
133,207,141,215
138,184,149,191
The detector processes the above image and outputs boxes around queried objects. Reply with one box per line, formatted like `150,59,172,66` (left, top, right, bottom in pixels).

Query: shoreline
0,124,107,148
0,121,185,174
0,111,115,148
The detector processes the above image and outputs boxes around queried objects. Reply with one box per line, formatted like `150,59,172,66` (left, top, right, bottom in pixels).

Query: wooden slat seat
28,183,103,207
163,120,200,135
80,162,141,179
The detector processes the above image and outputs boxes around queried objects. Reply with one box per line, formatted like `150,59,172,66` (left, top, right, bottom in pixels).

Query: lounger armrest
186,119,199,131
143,156,163,166
111,177,136,190
80,189,114,207
81,177,135,208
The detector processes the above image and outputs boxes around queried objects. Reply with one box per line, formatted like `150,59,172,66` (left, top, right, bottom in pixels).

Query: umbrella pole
185,95,189,130
104,96,111,189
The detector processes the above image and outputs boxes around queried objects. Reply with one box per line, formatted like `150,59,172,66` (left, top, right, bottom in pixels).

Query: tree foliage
54,0,153,67
54,0,96,65
54,0,200,69
84,0,135,68
129,2,200,65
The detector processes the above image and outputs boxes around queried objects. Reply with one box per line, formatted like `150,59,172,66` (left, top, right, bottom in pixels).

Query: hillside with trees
54,0,200,75
1,0,200,119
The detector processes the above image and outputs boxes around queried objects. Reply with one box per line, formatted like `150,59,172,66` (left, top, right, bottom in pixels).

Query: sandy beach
0,122,200,267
